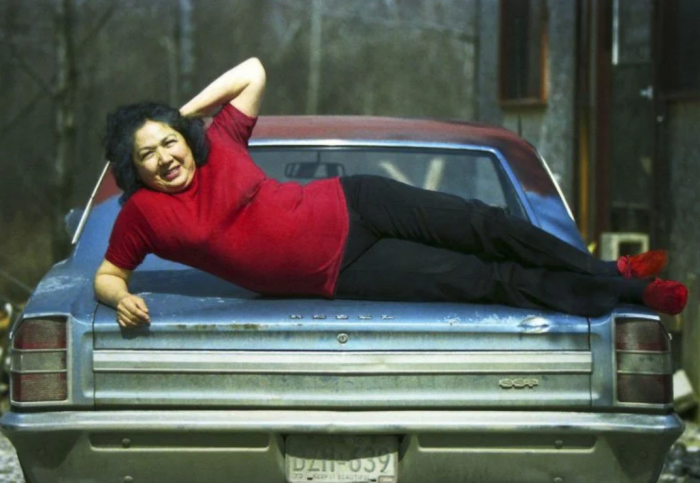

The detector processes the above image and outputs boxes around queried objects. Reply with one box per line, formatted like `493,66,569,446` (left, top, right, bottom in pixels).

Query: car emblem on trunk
499,378,539,389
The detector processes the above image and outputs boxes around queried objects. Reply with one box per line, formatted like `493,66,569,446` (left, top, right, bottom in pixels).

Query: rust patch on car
174,323,217,331
172,323,265,330
229,323,265,330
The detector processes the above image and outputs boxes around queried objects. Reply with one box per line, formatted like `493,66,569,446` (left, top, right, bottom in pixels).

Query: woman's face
132,120,196,193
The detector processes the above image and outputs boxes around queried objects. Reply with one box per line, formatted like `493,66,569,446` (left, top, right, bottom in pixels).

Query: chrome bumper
1,410,683,483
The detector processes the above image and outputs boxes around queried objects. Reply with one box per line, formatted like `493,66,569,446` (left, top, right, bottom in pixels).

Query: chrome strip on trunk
93,350,592,374
0,409,681,434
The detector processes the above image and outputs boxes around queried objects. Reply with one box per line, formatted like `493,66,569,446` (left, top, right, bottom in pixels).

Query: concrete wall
474,0,503,126
669,100,700,389
192,0,479,118
476,0,577,205
667,101,700,287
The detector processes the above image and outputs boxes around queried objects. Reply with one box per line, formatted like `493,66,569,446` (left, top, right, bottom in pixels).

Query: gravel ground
0,429,24,483
659,422,700,483
0,421,697,483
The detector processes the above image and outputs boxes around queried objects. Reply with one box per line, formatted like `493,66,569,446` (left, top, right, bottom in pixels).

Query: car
1,115,682,483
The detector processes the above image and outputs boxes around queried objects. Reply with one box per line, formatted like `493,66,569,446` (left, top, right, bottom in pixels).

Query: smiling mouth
162,165,181,181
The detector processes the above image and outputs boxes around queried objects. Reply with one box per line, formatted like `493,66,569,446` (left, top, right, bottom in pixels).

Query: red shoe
618,249,668,279
643,279,688,316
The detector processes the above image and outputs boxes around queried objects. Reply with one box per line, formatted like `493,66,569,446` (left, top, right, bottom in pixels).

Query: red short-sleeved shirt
105,104,349,297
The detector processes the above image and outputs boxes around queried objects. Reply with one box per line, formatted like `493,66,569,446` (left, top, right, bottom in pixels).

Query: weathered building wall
475,0,502,126
531,0,576,205
476,0,577,206
669,101,700,387
667,112,700,278
608,0,654,234
191,0,478,118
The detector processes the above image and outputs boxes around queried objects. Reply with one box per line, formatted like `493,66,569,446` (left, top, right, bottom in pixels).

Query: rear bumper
1,410,683,483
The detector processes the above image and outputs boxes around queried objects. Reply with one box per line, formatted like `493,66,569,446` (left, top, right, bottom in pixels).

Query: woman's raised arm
179,57,266,118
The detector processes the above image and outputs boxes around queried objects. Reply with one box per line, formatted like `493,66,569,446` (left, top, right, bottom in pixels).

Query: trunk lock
337,333,349,344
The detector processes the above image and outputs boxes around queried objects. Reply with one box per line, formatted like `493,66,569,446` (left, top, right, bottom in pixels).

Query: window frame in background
498,0,549,107
656,0,700,101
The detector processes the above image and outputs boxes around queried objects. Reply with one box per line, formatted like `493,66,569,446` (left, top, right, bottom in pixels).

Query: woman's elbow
93,270,108,293
93,272,105,301
245,57,266,84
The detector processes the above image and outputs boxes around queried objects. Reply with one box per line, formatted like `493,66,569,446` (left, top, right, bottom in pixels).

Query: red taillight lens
615,318,672,405
11,318,68,403
14,319,67,349
615,319,669,351
11,373,67,402
617,374,672,404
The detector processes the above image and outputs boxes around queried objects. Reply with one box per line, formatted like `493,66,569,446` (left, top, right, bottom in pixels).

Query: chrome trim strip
11,350,67,372
250,139,489,150
537,154,575,220
93,351,591,374
616,350,672,355
614,401,675,410
0,410,683,435
614,312,662,323
72,161,110,244
9,369,68,374
11,348,68,354
616,371,672,376
616,351,672,374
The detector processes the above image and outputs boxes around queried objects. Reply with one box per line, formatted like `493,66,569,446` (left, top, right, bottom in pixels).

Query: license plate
286,435,398,483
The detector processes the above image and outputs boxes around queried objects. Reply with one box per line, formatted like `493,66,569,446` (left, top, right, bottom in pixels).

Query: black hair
102,102,210,204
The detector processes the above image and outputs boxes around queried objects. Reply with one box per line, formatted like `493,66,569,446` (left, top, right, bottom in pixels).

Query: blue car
1,115,682,483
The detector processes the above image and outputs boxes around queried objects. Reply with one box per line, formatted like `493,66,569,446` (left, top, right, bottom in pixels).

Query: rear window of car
250,148,525,218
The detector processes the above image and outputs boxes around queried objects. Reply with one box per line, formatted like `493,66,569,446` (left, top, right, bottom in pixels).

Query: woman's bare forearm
94,273,131,309
180,57,266,118
94,263,150,327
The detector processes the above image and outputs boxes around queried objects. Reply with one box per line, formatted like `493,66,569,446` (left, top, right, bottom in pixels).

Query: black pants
335,175,646,317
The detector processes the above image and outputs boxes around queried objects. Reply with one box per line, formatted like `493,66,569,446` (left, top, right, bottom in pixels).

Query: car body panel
92,350,593,408
92,287,591,352
2,410,682,483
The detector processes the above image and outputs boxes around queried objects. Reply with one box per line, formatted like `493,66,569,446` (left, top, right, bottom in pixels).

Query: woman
94,58,687,328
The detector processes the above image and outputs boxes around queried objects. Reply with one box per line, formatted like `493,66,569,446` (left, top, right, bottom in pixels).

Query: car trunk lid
92,269,592,408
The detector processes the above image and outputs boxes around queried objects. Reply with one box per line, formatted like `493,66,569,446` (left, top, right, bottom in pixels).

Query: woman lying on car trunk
94,58,687,329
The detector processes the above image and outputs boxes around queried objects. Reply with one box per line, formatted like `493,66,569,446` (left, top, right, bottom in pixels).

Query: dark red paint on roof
251,116,520,146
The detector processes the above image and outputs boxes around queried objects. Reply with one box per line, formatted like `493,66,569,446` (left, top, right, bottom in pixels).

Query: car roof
251,116,524,147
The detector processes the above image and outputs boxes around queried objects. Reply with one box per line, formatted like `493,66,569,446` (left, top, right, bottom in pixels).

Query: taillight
11,318,68,403
615,318,672,405
14,319,67,349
